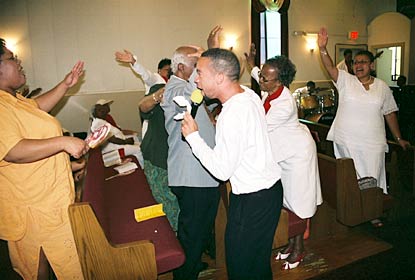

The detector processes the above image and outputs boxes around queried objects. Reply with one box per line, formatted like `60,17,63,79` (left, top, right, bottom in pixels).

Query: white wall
368,12,411,79
0,0,399,132
288,0,396,84
0,0,251,132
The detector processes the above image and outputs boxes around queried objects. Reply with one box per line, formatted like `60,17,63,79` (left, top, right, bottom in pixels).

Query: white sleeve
130,56,160,87
251,66,260,84
186,105,246,181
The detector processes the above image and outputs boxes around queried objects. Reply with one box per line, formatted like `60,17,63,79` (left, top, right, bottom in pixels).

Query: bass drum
305,112,335,126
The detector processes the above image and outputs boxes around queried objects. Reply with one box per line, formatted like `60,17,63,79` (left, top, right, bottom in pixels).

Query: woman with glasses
0,38,88,279
318,27,410,227
245,45,322,270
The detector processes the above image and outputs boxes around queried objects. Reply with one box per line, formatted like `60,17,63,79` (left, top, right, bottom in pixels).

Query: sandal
281,252,306,270
275,247,292,260
371,219,384,228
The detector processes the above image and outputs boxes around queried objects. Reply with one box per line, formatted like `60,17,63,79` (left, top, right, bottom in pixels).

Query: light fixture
223,34,237,51
305,33,318,53
292,31,318,53
4,38,18,54
292,31,307,36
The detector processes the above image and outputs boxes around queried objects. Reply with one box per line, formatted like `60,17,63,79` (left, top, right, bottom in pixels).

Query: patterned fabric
143,160,179,231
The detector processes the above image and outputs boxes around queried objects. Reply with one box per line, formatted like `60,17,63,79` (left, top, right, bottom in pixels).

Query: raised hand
244,43,256,69
186,45,205,58
207,25,223,49
318,27,329,49
115,49,136,64
63,61,84,88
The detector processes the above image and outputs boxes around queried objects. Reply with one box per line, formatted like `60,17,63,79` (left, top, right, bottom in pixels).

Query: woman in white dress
246,46,322,269
317,27,410,227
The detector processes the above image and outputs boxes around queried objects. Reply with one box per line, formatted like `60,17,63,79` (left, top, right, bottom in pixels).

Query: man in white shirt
182,48,283,280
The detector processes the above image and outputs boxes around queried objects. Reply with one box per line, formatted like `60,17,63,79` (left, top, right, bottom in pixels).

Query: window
250,0,289,92
259,11,282,64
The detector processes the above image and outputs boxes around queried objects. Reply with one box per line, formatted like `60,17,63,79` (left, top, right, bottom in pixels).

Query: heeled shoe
274,248,292,260
371,219,384,228
281,252,306,270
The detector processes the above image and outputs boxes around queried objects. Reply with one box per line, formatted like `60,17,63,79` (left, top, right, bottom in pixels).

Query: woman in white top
318,27,410,227
246,46,322,269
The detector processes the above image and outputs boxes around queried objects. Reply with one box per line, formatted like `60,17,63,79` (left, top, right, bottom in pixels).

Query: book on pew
134,204,166,223
114,161,138,174
102,149,124,167
104,161,138,180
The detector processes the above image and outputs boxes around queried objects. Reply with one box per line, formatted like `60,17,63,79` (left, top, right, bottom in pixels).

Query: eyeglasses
353,60,370,65
0,54,19,62
258,70,278,83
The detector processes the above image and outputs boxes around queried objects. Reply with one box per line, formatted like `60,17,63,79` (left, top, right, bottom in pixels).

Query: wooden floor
159,228,392,280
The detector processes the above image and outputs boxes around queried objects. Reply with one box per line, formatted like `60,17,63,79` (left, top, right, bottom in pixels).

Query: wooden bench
69,148,185,279
317,153,394,227
301,118,415,196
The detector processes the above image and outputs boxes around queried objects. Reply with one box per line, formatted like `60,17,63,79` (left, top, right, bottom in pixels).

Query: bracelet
152,93,160,103
396,136,402,141
320,50,328,55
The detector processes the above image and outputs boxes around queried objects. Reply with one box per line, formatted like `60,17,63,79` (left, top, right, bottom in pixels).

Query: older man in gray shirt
161,45,219,280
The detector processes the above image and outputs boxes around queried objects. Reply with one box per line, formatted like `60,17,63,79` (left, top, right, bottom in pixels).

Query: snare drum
319,94,334,108
316,90,336,112
300,94,318,110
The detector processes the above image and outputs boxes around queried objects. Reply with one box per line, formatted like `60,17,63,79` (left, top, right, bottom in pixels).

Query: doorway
371,43,404,86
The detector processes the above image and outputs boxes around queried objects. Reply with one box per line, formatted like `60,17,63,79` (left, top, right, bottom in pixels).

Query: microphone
190,89,203,118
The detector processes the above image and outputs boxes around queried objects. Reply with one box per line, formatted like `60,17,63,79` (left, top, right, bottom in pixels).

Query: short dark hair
201,48,240,81
306,81,315,88
0,38,6,57
355,50,375,62
158,58,171,70
344,49,352,56
265,55,297,87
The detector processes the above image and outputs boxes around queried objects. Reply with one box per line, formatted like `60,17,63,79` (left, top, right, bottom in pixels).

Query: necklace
361,76,373,85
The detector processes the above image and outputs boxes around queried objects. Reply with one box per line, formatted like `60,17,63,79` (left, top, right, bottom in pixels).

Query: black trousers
172,186,220,280
225,180,283,280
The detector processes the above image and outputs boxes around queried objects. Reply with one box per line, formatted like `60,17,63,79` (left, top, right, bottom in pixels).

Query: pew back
69,203,157,280
70,148,185,277
318,153,391,226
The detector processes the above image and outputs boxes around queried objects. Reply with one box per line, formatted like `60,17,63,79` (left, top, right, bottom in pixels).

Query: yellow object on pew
134,204,166,223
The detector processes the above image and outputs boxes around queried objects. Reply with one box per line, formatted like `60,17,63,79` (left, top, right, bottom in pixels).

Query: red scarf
263,85,284,113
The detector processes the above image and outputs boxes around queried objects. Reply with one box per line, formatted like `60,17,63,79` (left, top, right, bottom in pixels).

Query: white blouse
328,70,398,152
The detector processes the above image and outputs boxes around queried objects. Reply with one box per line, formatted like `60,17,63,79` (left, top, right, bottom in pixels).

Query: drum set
294,88,336,125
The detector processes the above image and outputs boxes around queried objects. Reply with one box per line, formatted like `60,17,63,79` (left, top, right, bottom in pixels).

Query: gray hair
171,50,193,73
201,48,240,81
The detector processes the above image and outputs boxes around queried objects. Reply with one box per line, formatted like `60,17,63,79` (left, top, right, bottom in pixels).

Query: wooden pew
301,119,415,196
69,148,185,279
69,203,157,280
318,153,393,227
